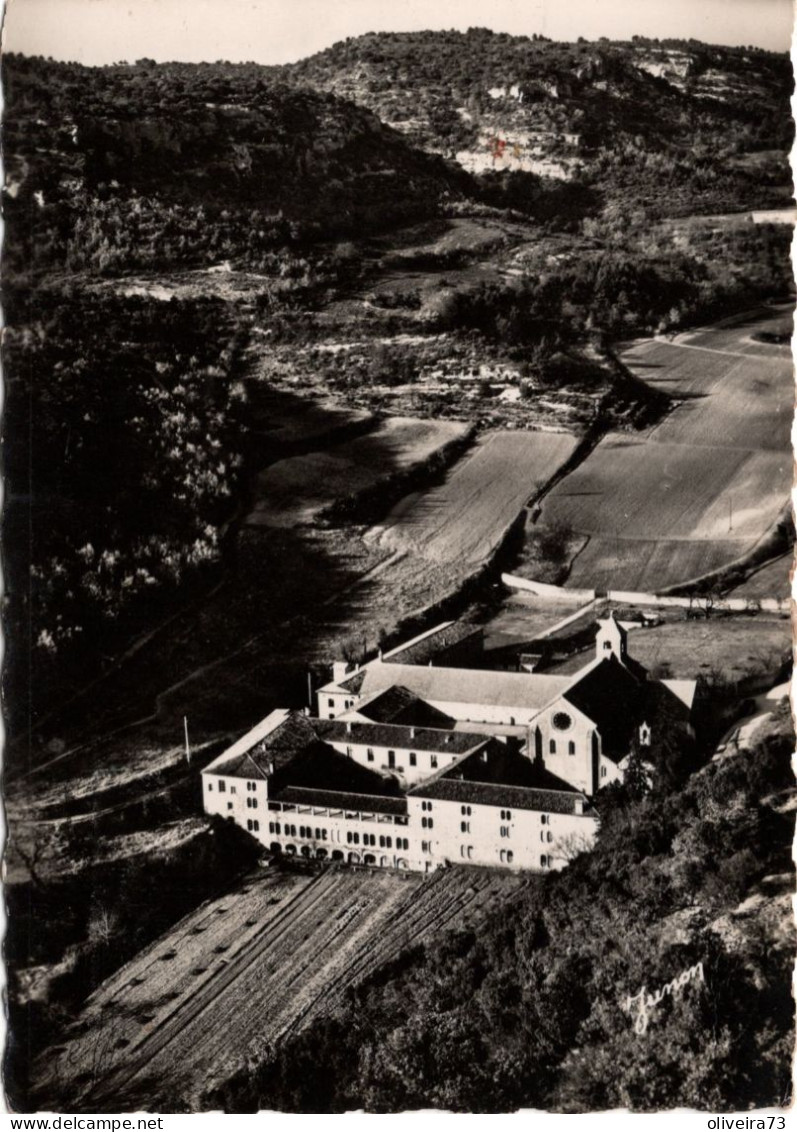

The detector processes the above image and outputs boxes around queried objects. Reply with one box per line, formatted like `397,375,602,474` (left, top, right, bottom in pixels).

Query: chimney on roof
482,749,489,763
346,720,352,734
268,760,274,775
410,726,416,739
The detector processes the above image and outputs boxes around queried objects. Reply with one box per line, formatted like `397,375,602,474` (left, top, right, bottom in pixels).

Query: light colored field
247,417,468,527
538,311,793,593
544,614,790,683
36,865,524,1110
368,429,578,566
729,554,793,600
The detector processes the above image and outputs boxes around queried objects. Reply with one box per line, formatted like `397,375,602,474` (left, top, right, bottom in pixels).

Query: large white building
202,616,695,873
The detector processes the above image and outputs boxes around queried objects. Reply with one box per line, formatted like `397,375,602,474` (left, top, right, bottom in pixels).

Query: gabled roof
269,740,404,798
408,743,583,813
335,669,367,694
559,655,695,763
312,717,491,756
356,662,571,712
203,711,315,778
352,685,456,729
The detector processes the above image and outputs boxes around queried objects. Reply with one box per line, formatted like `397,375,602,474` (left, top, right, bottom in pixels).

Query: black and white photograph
2,0,795,1115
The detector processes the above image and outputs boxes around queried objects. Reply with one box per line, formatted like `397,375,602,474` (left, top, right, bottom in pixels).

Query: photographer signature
625,961,705,1035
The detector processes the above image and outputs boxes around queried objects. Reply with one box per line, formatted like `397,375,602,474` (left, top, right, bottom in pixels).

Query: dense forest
210,705,796,1112
3,287,251,731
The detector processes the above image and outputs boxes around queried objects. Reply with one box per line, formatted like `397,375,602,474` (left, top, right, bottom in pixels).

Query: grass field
544,614,790,685
368,429,578,567
247,417,469,527
536,308,793,592
729,553,793,600
36,864,526,1110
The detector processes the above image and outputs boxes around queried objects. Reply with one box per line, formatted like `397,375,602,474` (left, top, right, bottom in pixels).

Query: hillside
284,31,794,215
2,53,471,277
211,702,796,1112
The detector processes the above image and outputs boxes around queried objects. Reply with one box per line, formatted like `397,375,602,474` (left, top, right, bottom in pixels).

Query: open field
368,429,578,567
247,416,468,527
542,612,790,684
729,554,793,600
36,864,527,1111
536,309,793,592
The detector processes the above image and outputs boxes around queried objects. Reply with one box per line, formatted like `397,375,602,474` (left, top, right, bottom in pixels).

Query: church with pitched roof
202,616,695,873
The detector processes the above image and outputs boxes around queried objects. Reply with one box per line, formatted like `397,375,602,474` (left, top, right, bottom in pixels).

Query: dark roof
414,778,582,814
205,712,317,778
356,686,456,729
383,622,482,666
336,669,367,693
408,742,582,812
270,785,407,816
270,740,403,798
563,656,647,761
312,718,490,756
563,655,692,763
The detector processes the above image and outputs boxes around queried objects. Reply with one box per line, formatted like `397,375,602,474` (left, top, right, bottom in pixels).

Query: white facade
202,780,596,874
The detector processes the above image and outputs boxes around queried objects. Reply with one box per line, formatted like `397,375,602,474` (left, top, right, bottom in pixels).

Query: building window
218,780,226,793
430,755,438,769
500,809,512,821
346,745,352,757
207,782,213,791
467,846,473,860
568,741,576,755
275,822,281,835
541,814,549,825
230,786,237,795
353,833,360,845
507,850,514,865
409,752,417,767
247,819,253,831
228,802,233,811
422,841,431,853
460,821,470,833
604,640,612,650
367,748,374,762
328,699,335,707
601,766,607,778
500,826,510,838
422,801,433,812
461,805,472,816
253,820,260,832
422,816,434,829
547,831,553,843
540,854,549,868
388,750,396,768
549,739,556,754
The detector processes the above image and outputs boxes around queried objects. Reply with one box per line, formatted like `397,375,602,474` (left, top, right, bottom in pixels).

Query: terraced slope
36,865,526,1111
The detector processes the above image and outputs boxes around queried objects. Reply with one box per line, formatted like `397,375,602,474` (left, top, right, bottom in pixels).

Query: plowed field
368,430,578,566
537,309,793,592
248,417,468,527
36,865,526,1111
